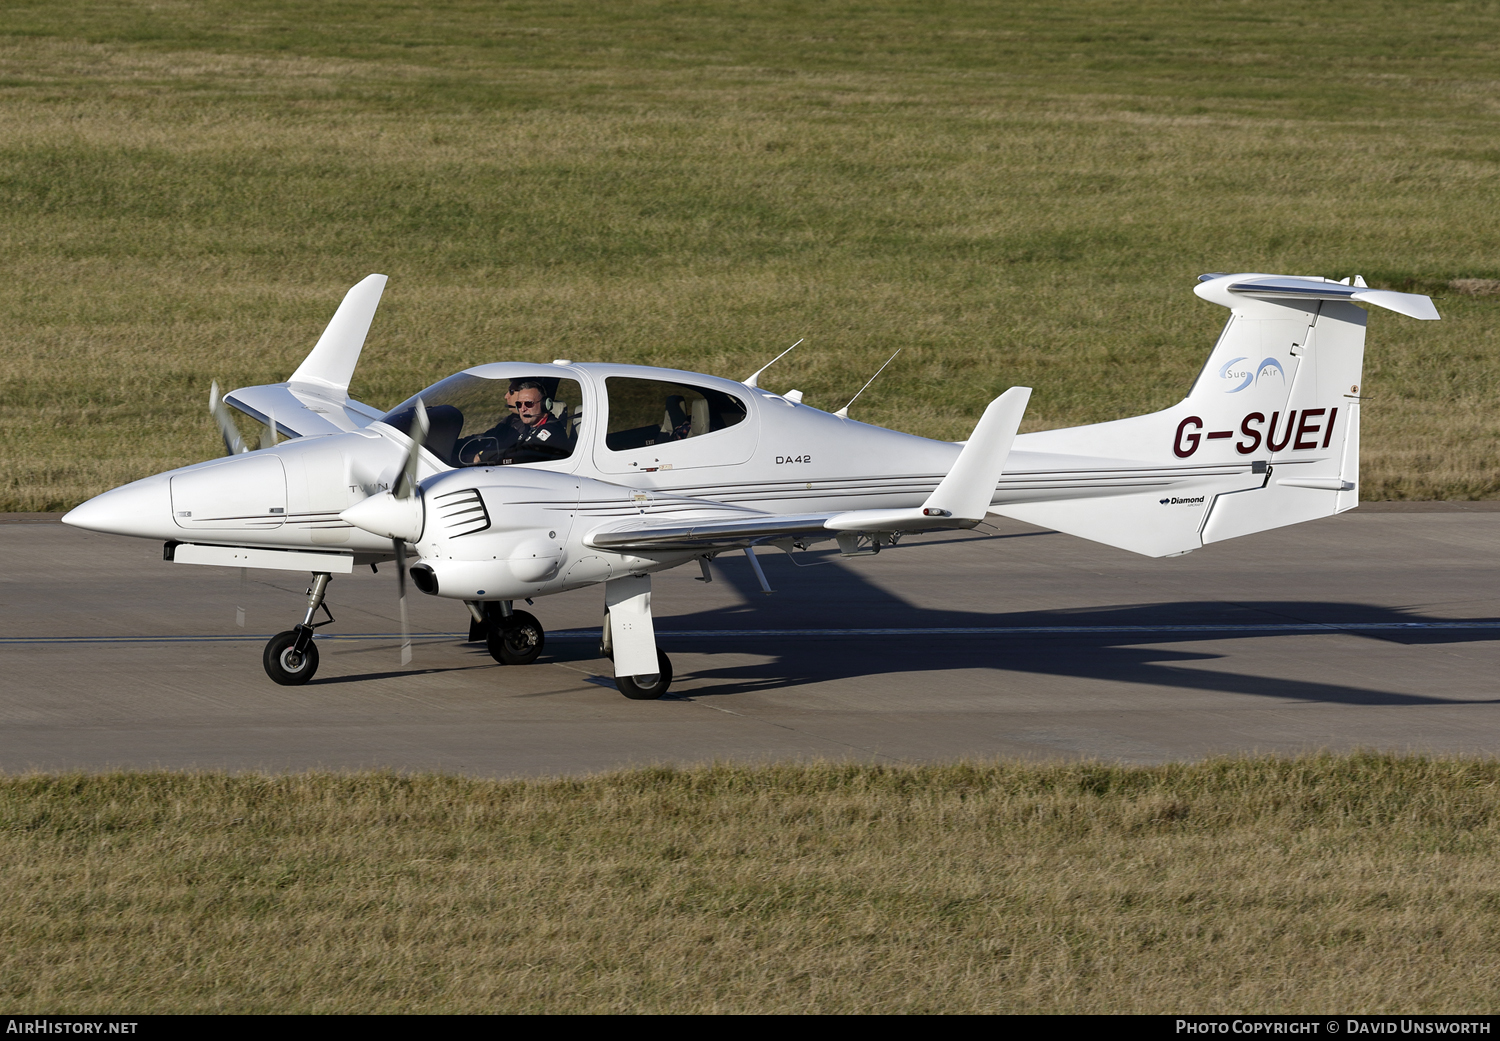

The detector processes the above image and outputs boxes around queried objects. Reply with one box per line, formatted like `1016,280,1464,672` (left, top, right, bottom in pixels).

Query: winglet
922,386,1031,521
289,274,388,395
824,386,1030,532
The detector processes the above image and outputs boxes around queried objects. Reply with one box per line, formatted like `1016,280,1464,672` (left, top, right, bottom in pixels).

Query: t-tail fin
991,273,1438,557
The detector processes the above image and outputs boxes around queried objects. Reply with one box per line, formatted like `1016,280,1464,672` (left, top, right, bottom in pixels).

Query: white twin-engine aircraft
63,272,1439,697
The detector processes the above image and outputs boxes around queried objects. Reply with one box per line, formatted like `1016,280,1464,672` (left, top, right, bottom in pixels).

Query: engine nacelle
406,557,541,600
406,466,699,600
409,469,574,599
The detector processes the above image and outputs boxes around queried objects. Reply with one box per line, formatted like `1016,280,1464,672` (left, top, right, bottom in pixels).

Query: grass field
4,755,1499,1013
1,1,1498,509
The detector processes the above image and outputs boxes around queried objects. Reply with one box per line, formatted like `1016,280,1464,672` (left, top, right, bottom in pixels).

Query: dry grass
1,3,1499,508
3,755,1500,1013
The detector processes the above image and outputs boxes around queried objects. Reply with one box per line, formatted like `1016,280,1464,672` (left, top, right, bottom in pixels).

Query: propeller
392,399,430,665
338,398,430,664
209,381,248,456
210,384,254,629
396,538,411,664
393,398,429,500
260,406,279,451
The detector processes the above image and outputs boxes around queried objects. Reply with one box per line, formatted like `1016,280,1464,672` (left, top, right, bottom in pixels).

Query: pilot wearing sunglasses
509,382,567,449
458,380,571,465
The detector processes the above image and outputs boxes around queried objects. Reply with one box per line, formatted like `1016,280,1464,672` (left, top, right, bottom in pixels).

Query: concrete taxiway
3,505,1500,775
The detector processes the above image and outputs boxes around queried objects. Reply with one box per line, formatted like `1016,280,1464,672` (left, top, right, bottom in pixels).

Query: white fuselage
62,359,1261,596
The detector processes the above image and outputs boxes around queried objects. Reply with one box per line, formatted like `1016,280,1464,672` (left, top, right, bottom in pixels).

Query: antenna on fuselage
744,339,803,389
834,349,901,419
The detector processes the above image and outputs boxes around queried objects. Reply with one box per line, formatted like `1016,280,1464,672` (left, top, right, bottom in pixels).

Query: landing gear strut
478,600,546,666
603,575,673,700
263,572,333,686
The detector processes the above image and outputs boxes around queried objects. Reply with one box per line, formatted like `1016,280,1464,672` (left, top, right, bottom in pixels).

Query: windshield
381,373,582,467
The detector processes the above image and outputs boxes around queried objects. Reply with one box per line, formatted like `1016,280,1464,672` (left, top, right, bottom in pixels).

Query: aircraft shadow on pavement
640,548,1500,708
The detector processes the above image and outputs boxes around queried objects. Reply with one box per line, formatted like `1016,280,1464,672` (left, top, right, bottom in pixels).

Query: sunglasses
514,399,543,410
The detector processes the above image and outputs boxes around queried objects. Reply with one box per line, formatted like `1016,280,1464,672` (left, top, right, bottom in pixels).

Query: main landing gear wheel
616,650,673,701
264,629,320,685
487,609,545,666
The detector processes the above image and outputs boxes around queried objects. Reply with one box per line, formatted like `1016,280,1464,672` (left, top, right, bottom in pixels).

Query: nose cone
340,490,424,543
62,473,175,540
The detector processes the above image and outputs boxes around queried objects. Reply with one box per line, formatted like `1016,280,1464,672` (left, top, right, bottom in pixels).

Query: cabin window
603,378,747,452
382,374,583,467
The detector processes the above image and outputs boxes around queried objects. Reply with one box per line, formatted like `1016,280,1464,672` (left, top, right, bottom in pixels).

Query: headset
509,379,555,416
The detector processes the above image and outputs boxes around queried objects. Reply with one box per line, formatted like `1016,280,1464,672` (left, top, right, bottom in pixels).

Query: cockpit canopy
381,373,583,467
379,367,753,472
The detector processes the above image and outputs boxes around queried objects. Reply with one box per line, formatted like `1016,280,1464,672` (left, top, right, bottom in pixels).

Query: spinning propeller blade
394,397,427,664
208,382,247,456
394,398,430,499
395,539,411,665
338,398,430,663
260,407,279,451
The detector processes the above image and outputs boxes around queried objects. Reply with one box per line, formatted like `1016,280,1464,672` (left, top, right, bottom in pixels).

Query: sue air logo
1220,356,1286,393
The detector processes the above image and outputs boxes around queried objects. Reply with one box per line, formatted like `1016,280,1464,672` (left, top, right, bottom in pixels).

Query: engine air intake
434,488,490,537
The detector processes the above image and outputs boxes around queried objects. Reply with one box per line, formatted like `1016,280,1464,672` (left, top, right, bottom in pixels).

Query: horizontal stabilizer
289,273,388,394
1217,276,1440,321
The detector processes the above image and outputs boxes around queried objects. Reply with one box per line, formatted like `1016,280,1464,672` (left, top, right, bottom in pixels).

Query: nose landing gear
263,571,334,686
263,629,319,685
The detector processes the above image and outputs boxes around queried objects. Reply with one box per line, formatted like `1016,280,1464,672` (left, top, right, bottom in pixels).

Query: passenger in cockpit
664,395,694,440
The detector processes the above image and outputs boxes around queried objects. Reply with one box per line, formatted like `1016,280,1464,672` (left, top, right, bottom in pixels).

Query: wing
224,384,385,438
586,510,850,552
223,274,391,437
586,386,1031,552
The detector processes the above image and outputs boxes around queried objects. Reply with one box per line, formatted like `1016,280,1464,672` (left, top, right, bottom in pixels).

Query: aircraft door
594,376,758,475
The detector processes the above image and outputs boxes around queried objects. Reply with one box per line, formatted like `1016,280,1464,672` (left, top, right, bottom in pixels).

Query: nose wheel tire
487,610,545,666
264,630,320,685
616,650,673,700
